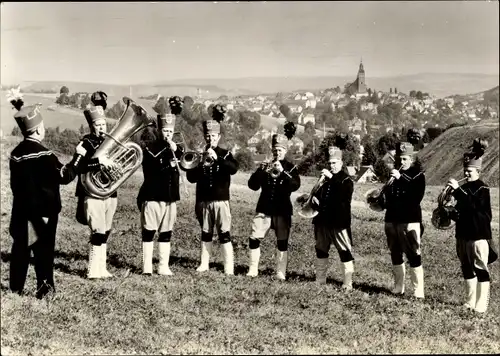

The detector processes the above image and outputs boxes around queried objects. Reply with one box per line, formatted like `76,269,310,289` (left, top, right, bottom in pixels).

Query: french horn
431,177,467,230
81,97,155,199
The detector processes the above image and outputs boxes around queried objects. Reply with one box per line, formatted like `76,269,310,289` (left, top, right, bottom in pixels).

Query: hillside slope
419,120,499,187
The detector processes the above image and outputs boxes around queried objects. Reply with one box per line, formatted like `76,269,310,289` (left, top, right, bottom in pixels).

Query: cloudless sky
1,1,498,85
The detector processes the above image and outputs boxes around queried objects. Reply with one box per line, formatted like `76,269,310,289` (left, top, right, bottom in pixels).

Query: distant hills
7,72,499,99
419,120,499,187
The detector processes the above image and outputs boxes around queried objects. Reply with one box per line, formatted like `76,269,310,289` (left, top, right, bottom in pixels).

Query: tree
60,86,69,95
234,148,255,172
416,91,423,100
390,88,393,94
376,132,399,156
395,87,398,94
255,138,272,155
56,93,70,105
183,96,194,110
80,94,91,110
367,88,372,97
345,101,358,121
361,142,378,166
409,90,417,98
373,158,391,183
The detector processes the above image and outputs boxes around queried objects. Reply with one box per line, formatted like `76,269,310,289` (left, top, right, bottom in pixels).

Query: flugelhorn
296,170,331,219
431,177,467,230
365,167,402,212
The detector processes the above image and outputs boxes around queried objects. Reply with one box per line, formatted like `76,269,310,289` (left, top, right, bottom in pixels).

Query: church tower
357,59,366,94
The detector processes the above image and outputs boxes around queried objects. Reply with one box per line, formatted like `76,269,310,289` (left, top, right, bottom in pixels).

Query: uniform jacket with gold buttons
312,169,353,229
248,159,301,216
136,139,184,207
384,165,425,223
186,146,239,202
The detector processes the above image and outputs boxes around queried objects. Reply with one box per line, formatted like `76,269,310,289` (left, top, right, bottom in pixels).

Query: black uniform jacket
9,138,81,226
136,139,184,209
312,169,353,229
453,180,492,241
248,159,301,217
186,146,239,202
384,165,425,223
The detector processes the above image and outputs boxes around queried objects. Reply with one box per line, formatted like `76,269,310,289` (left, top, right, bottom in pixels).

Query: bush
234,148,255,172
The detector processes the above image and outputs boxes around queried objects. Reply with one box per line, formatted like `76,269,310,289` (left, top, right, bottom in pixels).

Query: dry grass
1,136,499,355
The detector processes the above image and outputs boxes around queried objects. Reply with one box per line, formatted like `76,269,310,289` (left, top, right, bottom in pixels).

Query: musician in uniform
384,141,426,299
8,89,86,298
308,146,354,289
447,139,496,314
75,95,118,279
247,133,301,280
137,112,183,275
186,106,239,275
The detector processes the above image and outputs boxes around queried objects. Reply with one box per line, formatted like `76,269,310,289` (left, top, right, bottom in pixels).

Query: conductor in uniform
7,88,86,299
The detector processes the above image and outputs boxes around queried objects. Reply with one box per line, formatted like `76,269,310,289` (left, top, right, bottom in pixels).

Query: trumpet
365,167,402,212
296,170,332,219
431,177,467,230
260,158,295,179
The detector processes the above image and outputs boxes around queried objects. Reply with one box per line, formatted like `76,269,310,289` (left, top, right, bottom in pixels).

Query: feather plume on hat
90,91,108,110
212,103,227,123
463,137,488,169
7,86,25,111
168,96,184,116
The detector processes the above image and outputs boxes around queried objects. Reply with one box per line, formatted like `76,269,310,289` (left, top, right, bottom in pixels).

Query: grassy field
1,136,499,355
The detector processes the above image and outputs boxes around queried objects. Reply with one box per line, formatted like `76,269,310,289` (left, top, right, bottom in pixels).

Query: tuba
296,172,330,219
81,97,155,199
431,177,467,230
365,167,401,212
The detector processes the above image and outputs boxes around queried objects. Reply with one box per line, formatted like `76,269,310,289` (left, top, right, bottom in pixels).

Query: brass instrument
431,177,467,230
81,97,155,199
365,167,402,212
169,131,190,198
296,171,331,219
179,143,215,170
260,157,295,179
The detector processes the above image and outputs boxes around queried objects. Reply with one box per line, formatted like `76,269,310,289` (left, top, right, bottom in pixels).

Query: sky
1,1,499,85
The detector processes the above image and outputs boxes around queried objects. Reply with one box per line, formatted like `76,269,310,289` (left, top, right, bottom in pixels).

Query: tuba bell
431,177,467,230
81,97,155,199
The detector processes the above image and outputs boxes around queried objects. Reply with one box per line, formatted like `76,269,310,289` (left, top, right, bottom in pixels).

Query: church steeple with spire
357,58,366,94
